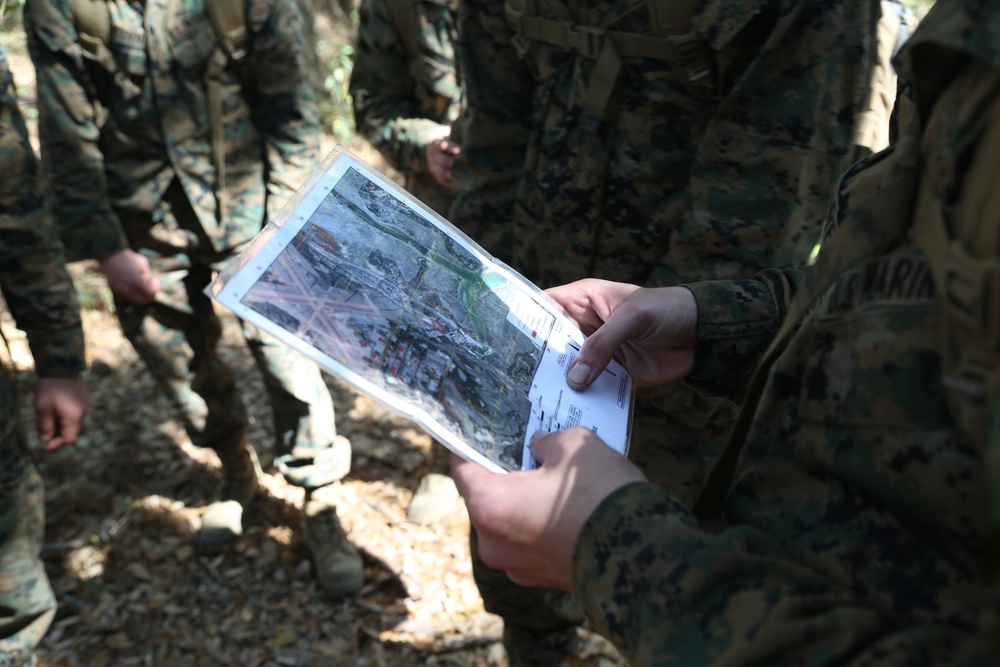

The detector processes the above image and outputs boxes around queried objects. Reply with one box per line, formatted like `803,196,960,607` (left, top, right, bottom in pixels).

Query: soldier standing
23,0,364,598
449,0,915,664
350,0,463,219
0,44,89,666
454,1,1000,664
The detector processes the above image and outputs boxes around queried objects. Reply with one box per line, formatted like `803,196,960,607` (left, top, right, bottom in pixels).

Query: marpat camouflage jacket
23,0,320,261
0,45,85,445
572,1,1000,663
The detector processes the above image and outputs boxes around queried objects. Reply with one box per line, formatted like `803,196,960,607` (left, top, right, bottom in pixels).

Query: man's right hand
544,279,699,390
98,248,160,304
425,129,461,189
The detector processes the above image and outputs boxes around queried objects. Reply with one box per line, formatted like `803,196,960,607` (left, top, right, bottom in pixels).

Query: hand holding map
207,147,633,473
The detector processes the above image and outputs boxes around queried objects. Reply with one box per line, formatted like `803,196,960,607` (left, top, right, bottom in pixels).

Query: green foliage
905,0,936,18
0,1,25,48
315,9,359,144
323,42,355,143
0,0,25,24
70,265,114,314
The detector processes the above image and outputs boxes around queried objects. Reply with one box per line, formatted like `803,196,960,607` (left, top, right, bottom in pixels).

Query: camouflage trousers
112,190,346,489
0,429,56,667
472,382,736,666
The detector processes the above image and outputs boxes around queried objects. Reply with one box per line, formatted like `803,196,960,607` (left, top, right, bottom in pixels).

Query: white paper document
207,147,634,473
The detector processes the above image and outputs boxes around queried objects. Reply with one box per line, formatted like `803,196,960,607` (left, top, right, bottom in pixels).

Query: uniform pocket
791,296,989,539
800,299,947,428
166,12,215,71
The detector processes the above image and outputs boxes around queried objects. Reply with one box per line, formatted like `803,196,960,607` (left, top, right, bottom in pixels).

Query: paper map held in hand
207,147,633,473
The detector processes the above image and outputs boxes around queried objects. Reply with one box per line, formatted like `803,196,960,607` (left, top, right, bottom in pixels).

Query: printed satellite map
210,150,632,473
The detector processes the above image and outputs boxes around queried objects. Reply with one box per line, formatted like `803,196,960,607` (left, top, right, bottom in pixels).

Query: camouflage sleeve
23,0,129,262
680,267,804,403
247,0,321,219
0,49,85,378
573,481,994,666
350,0,451,175
447,0,532,238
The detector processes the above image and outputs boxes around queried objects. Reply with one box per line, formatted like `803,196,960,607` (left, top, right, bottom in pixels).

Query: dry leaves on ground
3,275,625,667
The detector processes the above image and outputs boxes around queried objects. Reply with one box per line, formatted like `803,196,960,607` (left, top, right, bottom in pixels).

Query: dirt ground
5,288,625,667
0,11,627,667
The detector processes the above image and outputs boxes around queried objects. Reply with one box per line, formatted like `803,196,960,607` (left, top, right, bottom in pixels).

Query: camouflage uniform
0,45,86,666
23,0,359,588
449,1,913,662
573,0,1000,663
350,0,462,218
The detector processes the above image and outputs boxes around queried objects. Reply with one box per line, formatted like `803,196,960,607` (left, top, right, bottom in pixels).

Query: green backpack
67,0,252,214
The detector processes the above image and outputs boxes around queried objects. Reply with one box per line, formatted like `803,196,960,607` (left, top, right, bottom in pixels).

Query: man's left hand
451,427,646,589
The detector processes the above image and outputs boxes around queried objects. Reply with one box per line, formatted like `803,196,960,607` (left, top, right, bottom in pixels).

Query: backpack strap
67,0,140,100
503,0,713,130
647,0,714,100
386,0,418,60
202,0,249,220
206,0,250,62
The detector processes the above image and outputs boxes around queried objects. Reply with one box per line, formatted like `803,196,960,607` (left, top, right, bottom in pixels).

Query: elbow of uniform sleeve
572,482,703,664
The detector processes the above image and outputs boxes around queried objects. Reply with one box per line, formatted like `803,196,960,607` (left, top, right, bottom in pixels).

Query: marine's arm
458,412,997,667
0,56,87,450
350,0,455,177
571,474,999,667
455,424,987,666
0,220,86,384
247,0,321,219
0,188,85,388
547,268,806,404
23,0,129,263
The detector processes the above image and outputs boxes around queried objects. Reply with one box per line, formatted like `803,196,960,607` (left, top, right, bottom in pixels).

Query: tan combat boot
406,472,459,525
304,485,365,598
194,443,261,550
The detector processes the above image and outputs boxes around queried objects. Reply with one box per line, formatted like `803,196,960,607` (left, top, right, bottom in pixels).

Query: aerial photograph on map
239,166,551,471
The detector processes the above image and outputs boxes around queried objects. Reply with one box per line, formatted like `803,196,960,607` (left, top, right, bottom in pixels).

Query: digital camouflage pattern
452,0,914,492
573,0,1000,663
451,0,912,286
450,1,913,662
23,0,343,475
0,44,85,666
350,0,462,217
